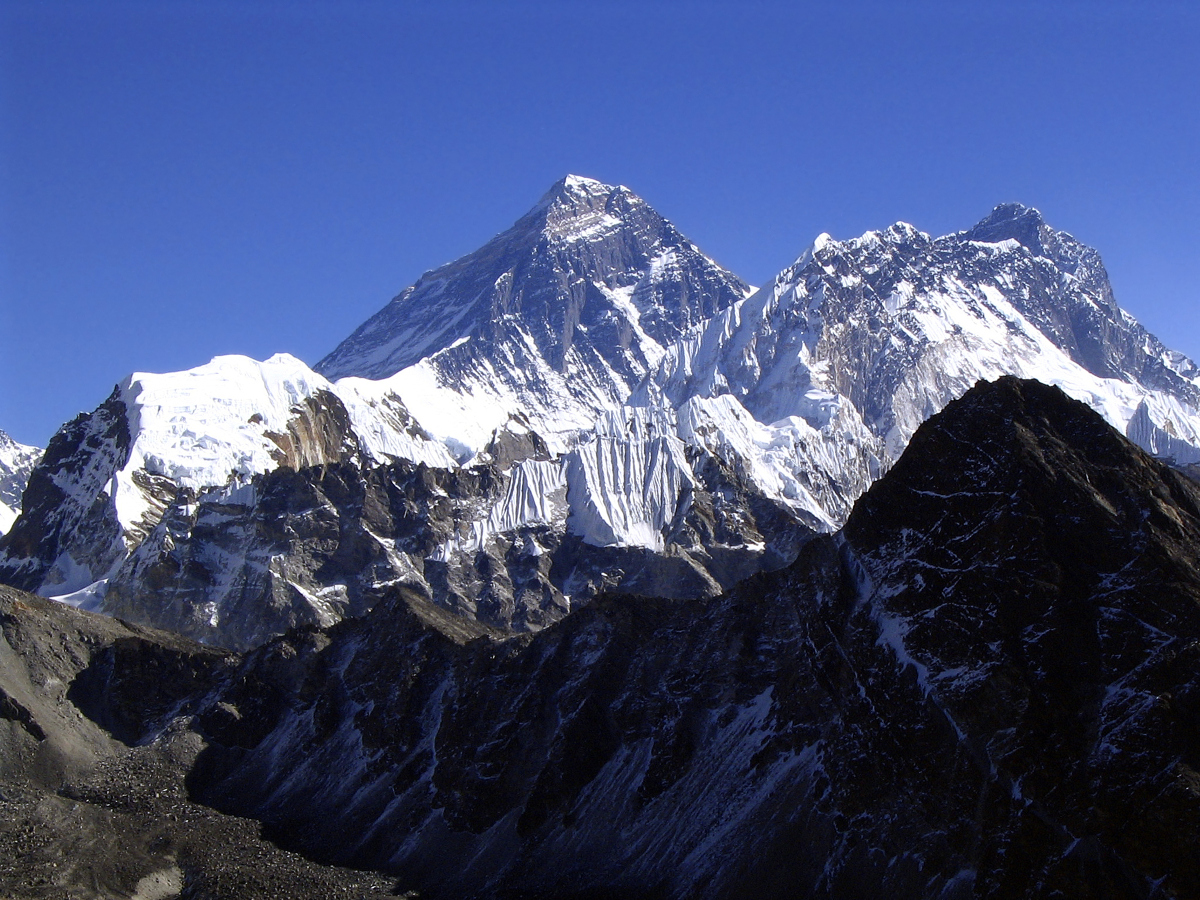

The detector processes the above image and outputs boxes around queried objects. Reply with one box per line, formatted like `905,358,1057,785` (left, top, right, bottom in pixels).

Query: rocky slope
175,378,1200,898
0,583,404,898
0,430,40,535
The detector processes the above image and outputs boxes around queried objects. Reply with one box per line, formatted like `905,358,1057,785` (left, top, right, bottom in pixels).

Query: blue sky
2,0,1198,446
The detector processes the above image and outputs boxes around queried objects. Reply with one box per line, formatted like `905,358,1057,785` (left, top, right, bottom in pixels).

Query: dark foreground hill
3,377,1200,898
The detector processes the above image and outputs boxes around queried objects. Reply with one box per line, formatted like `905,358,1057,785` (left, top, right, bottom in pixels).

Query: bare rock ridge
5,377,1198,897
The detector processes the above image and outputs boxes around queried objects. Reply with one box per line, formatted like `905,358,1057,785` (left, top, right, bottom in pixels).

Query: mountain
0,354,458,637
0,430,40,535
5,378,1198,898
317,174,752,454
0,182,790,649
181,380,1200,899
636,203,1200,523
3,183,1200,653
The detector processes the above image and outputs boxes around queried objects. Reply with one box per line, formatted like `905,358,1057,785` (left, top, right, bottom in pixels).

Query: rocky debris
0,584,404,899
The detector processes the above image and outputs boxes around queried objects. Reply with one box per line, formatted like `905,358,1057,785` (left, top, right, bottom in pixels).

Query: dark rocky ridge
0,392,134,595
4,377,1189,897
173,379,1200,899
90,434,806,651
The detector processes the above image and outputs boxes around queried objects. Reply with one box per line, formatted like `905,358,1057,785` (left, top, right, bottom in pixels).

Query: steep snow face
317,175,751,454
0,431,40,534
675,393,882,528
564,407,696,551
644,205,1200,498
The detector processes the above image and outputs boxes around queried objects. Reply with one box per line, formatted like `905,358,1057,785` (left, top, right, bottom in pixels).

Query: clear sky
1,0,1197,447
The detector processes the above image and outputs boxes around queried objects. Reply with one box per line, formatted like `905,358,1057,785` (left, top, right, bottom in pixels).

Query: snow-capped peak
811,232,835,253
561,173,621,194
530,174,627,217
316,177,750,454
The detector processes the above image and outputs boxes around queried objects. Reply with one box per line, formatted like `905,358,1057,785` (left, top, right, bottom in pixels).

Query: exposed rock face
177,378,1200,898
98,436,807,650
0,395,133,596
0,356,458,638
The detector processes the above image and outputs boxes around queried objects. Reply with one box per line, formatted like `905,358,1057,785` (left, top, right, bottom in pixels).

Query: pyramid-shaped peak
563,173,614,191
533,174,631,213
529,175,656,243
965,203,1050,251
979,202,1045,227
317,174,748,383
